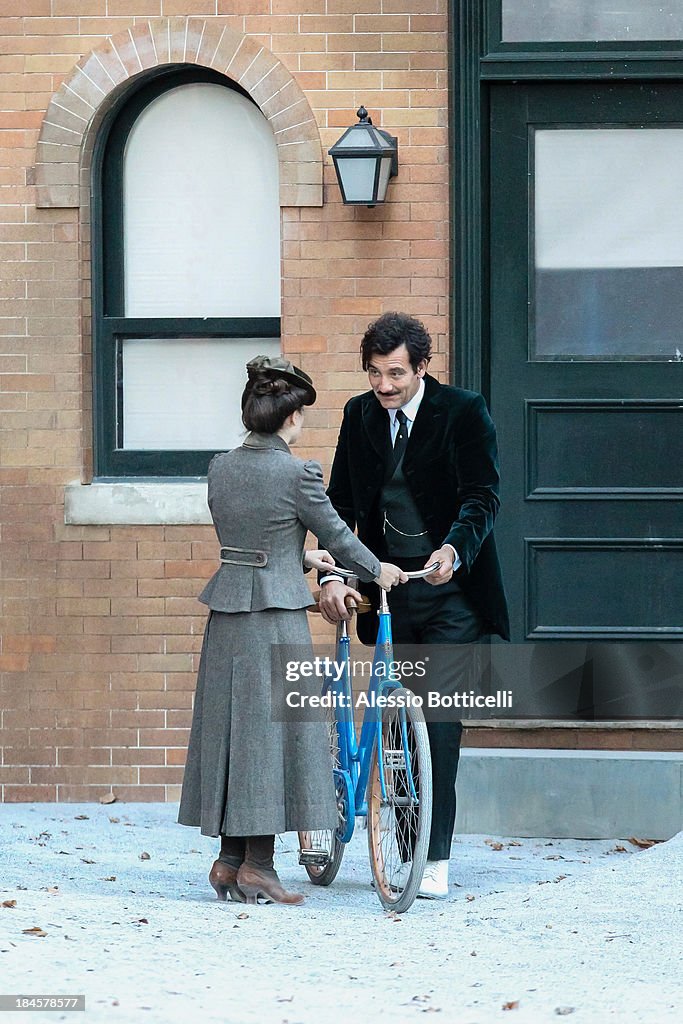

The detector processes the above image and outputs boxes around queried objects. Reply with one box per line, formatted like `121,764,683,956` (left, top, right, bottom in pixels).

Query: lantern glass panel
335,156,379,203
376,156,393,202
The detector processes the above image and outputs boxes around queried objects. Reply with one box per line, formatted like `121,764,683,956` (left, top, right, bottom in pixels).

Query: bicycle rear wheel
367,693,432,912
298,709,346,886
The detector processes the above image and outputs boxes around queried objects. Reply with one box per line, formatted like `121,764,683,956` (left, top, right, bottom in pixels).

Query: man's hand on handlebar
423,547,455,586
318,580,363,624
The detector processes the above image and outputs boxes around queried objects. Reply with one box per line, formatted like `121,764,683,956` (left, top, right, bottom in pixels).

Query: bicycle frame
324,578,432,844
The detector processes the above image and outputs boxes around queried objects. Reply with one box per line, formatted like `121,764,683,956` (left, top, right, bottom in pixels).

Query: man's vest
380,453,433,558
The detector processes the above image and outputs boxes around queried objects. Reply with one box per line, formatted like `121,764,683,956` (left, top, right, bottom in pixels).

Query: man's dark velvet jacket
325,373,510,644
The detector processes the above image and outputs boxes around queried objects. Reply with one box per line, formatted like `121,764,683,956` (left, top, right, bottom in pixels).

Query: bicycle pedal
383,749,407,770
298,849,330,866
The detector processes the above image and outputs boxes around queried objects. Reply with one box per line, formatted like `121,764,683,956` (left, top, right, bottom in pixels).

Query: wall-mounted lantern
329,106,399,207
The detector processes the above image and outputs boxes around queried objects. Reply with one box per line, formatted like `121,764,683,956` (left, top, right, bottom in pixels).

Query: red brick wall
0,2,450,801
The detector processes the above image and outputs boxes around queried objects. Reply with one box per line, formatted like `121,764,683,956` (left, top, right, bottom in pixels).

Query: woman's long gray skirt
177,608,338,838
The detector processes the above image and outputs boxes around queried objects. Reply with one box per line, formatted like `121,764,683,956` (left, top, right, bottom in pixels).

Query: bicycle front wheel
367,693,432,912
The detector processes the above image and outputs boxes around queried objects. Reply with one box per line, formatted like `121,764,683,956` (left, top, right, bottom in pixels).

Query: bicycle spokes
367,699,432,912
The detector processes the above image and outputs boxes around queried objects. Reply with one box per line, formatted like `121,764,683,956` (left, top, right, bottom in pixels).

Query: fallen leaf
502,1001,520,1011
628,837,658,849
81,858,96,865
485,840,504,851
134,918,149,925
465,895,475,902
613,845,626,853
385,910,401,921
555,1009,576,1017
2,900,17,909
236,912,249,920
99,793,117,804
103,876,116,882
109,817,120,823
509,840,522,846
139,852,151,861
47,887,59,895
22,927,47,937
74,815,89,820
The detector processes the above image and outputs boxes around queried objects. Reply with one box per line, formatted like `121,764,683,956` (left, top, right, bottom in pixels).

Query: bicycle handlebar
404,561,442,579
327,561,443,582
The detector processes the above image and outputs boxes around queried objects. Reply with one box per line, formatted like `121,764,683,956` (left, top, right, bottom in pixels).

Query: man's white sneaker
390,860,412,890
418,859,449,900
371,860,412,891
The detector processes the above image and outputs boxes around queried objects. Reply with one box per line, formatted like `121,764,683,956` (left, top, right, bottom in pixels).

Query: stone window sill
64,480,211,526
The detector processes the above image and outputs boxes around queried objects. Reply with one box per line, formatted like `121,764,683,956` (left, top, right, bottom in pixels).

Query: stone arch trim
35,18,323,208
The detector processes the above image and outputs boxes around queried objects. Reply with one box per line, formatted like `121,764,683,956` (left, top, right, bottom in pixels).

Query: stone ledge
455,747,683,839
64,480,211,526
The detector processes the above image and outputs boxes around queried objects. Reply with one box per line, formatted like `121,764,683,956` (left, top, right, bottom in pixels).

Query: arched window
92,68,280,477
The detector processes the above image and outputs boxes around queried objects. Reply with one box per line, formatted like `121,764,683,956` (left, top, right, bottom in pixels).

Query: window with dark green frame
92,67,281,478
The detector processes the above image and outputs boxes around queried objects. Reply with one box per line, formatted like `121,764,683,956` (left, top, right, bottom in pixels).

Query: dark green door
489,81,683,645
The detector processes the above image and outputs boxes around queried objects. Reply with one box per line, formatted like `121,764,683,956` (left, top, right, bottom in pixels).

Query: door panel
489,82,683,649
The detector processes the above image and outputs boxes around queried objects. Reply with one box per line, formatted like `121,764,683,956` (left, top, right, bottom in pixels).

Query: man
319,312,509,899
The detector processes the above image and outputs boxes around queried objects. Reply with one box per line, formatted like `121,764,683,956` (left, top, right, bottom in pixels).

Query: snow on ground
0,803,681,1024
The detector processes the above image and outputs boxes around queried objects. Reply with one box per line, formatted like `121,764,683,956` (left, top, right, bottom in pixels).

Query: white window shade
532,128,683,360
535,128,683,269
123,83,280,318
121,337,281,451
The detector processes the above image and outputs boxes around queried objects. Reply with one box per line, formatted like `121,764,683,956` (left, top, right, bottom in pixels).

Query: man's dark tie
392,409,409,469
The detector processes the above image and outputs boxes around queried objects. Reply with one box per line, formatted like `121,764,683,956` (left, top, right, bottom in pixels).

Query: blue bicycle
298,566,436,912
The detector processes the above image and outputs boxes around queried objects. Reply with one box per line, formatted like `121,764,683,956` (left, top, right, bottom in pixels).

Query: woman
178,355,405,906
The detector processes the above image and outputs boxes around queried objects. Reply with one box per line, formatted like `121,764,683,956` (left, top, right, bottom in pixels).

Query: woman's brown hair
241,374,311,434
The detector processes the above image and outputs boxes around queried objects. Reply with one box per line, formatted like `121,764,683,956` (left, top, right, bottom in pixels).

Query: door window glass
503,0,683,42
532,127,683,361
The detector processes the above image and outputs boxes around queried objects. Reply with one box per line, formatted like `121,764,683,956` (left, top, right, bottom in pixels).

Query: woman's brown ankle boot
209,835,247,902
236,835,304,906
209,860,245,903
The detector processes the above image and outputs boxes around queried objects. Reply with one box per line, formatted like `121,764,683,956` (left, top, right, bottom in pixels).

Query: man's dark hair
360,312,433,371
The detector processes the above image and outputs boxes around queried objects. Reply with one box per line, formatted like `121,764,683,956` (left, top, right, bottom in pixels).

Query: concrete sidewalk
0,803,680,1024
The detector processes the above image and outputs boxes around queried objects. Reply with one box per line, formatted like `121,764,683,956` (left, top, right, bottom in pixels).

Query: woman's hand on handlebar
304,548,336,572
375,562,409,591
